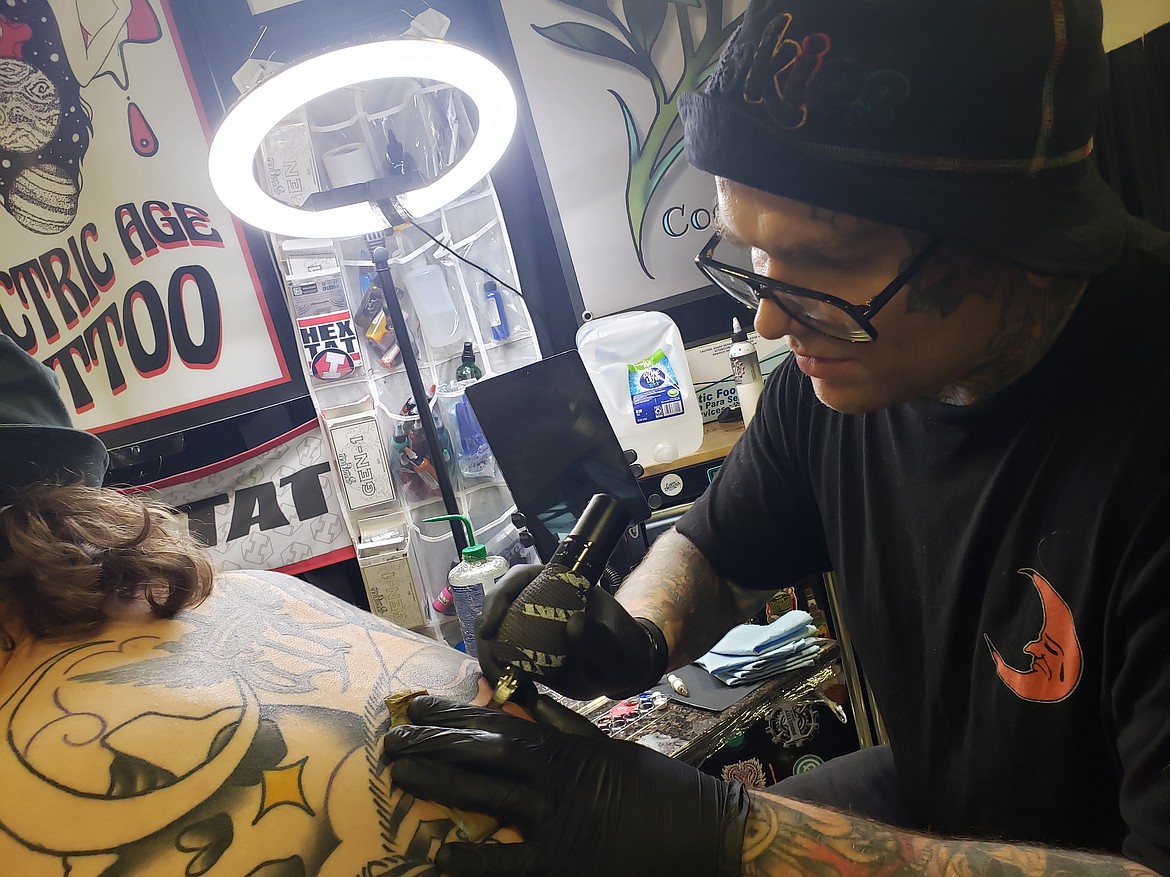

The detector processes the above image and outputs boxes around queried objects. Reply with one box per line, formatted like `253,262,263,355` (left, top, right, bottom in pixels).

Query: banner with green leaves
498,0,747,318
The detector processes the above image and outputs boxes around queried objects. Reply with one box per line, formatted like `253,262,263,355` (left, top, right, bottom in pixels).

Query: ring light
208,39,517,238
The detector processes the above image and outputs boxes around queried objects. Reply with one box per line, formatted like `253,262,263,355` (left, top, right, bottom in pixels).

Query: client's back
0,331,512,874
0,568,511,876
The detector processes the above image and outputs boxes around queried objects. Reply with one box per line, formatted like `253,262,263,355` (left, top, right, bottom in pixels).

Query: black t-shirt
677,223,1170,872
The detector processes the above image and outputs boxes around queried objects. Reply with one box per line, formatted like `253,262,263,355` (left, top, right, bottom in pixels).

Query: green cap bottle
455,342,483,382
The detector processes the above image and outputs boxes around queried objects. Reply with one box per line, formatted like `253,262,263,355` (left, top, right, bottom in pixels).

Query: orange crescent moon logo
984,568,1083,703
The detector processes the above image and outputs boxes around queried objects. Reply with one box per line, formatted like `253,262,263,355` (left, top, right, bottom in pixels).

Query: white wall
1102,0,1170,50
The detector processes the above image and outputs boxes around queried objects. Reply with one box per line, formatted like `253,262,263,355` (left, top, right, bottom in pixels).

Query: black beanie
680,0,1131,275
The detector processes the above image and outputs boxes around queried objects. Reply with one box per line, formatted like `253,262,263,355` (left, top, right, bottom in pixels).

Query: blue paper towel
697,631,819,675
696,612,823,686
701,643,822,684
705,611,814,656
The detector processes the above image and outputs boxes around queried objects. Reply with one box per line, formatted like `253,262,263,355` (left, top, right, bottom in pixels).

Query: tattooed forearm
614,530,760,667
742,793,1158,877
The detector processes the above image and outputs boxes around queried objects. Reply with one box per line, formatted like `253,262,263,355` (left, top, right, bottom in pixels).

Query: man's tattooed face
717,178,1086,412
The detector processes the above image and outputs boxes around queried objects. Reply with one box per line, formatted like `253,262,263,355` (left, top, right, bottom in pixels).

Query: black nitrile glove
384,695,749,877
476,563,669,701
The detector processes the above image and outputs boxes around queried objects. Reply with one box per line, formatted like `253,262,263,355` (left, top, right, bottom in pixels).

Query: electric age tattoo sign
0,0,297,447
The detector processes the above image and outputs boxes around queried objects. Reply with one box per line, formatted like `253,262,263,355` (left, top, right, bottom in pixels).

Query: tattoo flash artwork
0,0,161,234
0,571,483,875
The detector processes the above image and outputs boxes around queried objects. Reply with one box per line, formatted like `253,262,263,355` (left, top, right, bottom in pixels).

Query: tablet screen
465,350,651,561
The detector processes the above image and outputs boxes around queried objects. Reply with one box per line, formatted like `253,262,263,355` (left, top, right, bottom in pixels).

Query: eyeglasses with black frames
695,231,942,342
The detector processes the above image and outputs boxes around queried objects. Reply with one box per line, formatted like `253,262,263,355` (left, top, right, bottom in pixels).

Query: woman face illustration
0,0,92,235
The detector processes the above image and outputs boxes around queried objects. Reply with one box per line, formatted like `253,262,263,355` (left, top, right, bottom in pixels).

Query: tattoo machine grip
490,493,630,692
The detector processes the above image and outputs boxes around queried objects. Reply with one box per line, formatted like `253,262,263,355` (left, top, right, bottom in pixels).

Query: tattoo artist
383,1,1170,875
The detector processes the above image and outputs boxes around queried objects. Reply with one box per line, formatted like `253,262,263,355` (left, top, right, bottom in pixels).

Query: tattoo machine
488,492,631,707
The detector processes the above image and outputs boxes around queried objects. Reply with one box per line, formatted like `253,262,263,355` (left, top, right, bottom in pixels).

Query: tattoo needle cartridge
489,667,521,708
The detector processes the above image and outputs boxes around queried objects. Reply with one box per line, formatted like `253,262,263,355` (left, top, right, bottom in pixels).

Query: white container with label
422,513,509,657
576,311,703,465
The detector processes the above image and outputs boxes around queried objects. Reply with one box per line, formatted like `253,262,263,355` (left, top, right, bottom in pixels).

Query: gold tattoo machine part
489,667,521,708
384,690,498,842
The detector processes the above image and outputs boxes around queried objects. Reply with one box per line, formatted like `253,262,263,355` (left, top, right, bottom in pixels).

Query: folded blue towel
705,612,814,657
695,612,825,686
696,631,819,676
705,643,822,684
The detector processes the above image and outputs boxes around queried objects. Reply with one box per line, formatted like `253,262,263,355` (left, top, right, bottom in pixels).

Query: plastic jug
403,261,462,355
576,311,703,465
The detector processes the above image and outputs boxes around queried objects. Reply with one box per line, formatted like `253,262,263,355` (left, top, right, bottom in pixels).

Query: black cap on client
0,334,109,490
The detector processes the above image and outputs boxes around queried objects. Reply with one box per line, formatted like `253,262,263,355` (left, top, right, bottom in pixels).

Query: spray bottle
729,317,764,427
485,493,631,706
455,342,484,381
423,513,509,656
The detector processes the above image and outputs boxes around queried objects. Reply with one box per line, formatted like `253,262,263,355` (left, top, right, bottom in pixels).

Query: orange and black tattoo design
741,794,1156,877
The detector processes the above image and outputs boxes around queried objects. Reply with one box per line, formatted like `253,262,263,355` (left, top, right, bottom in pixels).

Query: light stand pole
371,240,467,553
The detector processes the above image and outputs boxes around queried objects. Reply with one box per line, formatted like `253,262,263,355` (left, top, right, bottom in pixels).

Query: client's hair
0,484,214,646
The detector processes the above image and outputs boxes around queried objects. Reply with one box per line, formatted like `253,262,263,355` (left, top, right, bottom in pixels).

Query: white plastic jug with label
576,311,703,465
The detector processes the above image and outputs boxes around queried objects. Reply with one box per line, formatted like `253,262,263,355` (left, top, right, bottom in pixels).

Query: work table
550,642,847,768
639,419,745,479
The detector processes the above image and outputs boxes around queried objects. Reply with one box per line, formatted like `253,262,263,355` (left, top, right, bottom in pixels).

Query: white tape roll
322,142,378,188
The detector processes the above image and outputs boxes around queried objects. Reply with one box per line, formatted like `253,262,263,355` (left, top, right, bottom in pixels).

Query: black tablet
465,350,651,561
